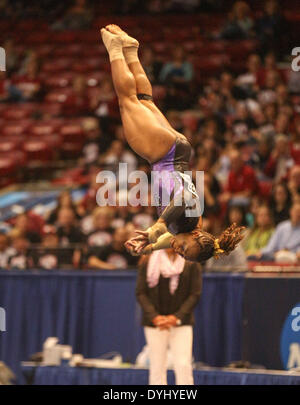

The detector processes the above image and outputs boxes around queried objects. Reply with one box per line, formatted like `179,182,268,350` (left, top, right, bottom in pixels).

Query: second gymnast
101,25,244,262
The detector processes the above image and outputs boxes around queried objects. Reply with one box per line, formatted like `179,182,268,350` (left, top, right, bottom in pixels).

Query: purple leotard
151,136,200,235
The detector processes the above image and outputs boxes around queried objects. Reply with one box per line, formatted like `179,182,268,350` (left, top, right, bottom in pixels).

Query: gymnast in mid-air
101,25,244,262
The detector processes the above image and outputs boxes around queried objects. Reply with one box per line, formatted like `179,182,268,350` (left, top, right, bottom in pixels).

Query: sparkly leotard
151,135,201,235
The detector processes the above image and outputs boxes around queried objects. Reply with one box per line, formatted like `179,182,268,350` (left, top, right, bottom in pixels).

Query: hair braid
192,223,245,262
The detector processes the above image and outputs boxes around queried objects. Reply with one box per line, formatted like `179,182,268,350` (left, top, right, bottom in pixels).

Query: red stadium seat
51,31,77,44
38,102,63,117
42,58,72,73
2,122,28,136
23,140,53,162
2,107,33,120
60,141,83,159
0,139,20,153
86,71,106,87
44,89,73,103
44,73,74,89
60,123,83,142
31,123,56,136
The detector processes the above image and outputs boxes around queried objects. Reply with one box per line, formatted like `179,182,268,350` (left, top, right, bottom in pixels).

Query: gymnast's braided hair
192,223,245,262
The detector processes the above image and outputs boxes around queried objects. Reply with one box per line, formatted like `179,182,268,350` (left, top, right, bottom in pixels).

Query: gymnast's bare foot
105,24,139,48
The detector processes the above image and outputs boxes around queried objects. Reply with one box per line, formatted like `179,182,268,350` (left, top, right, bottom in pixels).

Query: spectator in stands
244,205,274,256
288,165,300,200
225,204,248,229
236,54,261,95
250,201,300,262
248,135,272,178
140,46,162,85
220,148,258,206
290,118,300,165
80,118,102,167
0,71,22,102
159,46,193,85
270,182,292,225
47,190,81,225
13,53,41,101
87,227,138,270
0,234,15,269
29,225,63,270
256,51,285,88
220,1,254,40
255,0,288,57
10,214,41,244
63,75,90,116
56,208,84,267
136,249,202,385
264,134,293,180
100,139,137,173
8,235,31,270
86,207,114,248
52,0,93,30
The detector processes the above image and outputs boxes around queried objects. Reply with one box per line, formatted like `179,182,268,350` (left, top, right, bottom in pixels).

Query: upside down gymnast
101,24,244,262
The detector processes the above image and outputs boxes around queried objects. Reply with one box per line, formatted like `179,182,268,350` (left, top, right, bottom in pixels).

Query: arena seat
44,73,74,89
2,122,28,136
44,89,73,104
42,58,73,73
2,106,34,121
60,123,83,143
0,139,20,153
38,102,63,116
60,141,84,159
31,122,56,136
23,140,53,162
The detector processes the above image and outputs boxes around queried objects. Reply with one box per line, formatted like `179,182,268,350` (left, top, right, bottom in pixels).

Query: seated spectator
200,171,221,221
287,165,300,200
270,182,292,225
0,71,22,102
256,51,285,88
8,236,31,270
250,201,300,261
220,148,258,206
248,135,272,179
47,190,81,225
80,118,102,167
63,75,90,116
86,227,138,270
100,139,137,173
13,54,41,101
244,205,274,256
255,0,287,57
159,46,193,85
264,134,293,180
140,46,162,84
56,208,85,267
0,234,15,269
10,214,41,244
29,226,63,270
52,0,93,30
79,167,102,217
225,205,248,229
86,207,115,247
220,1,254,40
236,54,261,94
290,117,300,165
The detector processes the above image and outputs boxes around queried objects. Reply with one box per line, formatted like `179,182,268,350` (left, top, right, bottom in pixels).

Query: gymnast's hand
135,220,168,244
124,236,153,256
